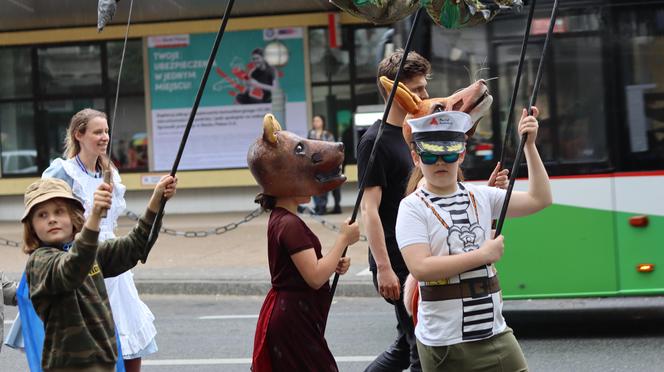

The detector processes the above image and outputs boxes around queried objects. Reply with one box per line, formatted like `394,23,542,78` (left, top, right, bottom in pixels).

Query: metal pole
494,0,559,237
329,7,425,298
146,0,236,249
497,0,537,167
107,0,135,159
101,0,134,219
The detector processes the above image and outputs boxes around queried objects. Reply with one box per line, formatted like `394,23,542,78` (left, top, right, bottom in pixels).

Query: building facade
0,0,662,219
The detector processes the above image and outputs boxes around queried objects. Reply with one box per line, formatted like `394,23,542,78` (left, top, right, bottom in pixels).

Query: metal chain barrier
124,208,264,238
298,206,368,242
125,206,368,241
0,236,20,248
2,206,366,245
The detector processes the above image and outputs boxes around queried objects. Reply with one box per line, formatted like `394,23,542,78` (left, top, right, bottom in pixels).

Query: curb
135,280,378,297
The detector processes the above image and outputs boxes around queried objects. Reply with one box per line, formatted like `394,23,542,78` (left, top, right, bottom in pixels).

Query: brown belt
420,276,501,301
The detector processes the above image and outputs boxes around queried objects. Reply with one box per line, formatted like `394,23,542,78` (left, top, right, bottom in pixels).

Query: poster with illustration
148,28,306,171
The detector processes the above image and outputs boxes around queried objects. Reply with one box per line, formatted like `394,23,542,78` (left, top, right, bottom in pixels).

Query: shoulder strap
416,191,449,229
468,189,480,223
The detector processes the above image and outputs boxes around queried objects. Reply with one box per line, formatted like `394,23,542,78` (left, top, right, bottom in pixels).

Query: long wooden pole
146,0,236,249
494,0,559,236
329,7,425,298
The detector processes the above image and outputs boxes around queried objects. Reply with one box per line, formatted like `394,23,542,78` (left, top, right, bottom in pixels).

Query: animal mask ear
466,121,479,138
262,114,282,144
379,76,421,114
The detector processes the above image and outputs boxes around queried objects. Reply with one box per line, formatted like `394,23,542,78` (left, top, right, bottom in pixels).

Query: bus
453,0,664,299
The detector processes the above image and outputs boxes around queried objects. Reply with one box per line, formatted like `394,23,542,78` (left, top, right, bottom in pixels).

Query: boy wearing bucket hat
19,176,176,372
395,108,551,371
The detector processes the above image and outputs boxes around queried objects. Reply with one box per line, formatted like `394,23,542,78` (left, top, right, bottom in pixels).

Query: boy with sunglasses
358,50,509,372
396,108,551,371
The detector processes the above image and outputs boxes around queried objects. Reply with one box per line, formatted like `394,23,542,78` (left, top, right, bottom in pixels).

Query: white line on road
356,267,372,276
198,315,258,320
3,320,13,325
143,356,376,366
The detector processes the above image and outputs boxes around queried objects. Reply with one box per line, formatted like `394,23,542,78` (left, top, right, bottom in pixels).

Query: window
106,40,147,171
309,26,378,166
430,25,497,178
0,47,32,99
309,29,350,83
38,98,106,162
38,45,102,96
109,96,148,170
354,27,391,79
0,102,36,175
487,5,610,178
616,7,664,171
553,36,607,164
0,39,147,177
0,45,37,176
107,40,144,94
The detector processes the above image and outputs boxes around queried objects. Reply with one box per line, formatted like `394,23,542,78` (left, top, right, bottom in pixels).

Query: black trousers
364,270,421,372
332,187,341,208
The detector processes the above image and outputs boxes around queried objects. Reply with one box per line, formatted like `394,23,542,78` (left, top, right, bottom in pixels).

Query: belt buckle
469,278,490,298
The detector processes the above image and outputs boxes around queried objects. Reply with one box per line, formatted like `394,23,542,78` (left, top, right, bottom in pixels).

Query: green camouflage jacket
26,209,159,370
1,271,18,353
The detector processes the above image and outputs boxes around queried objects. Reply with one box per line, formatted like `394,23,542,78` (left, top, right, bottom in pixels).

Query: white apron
57,158,157,357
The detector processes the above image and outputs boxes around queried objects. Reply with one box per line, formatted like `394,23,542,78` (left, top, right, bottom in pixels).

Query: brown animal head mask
247,114,346,197
379,76,493,143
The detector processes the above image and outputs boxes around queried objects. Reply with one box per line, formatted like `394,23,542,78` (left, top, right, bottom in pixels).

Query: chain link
2,206,365,246
124,208,264,238
299,206,368,242
0,236,20,248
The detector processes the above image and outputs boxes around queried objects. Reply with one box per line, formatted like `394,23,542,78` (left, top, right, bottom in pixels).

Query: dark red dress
252,207,337,372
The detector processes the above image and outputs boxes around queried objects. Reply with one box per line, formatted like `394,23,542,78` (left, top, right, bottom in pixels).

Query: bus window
429,25,496,179
490,11,610,178
616,7,664,170
553,36,607,164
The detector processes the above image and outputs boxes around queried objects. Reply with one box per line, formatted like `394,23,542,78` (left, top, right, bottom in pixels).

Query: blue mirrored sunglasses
417,151,461,165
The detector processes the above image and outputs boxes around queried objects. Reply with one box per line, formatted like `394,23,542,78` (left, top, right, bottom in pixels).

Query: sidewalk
0,207,377,297
4,210,664,313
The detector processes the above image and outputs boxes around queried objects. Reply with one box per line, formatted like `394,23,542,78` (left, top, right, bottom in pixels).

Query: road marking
3,320,13,325
198,314,258,320
143,356,376,366
356,267,372,276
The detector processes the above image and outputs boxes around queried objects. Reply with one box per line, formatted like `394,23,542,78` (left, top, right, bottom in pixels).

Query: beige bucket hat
21,178,84,222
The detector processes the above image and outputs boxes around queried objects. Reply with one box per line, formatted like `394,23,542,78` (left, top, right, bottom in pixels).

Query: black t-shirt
250,67,274,102
357,120,413,274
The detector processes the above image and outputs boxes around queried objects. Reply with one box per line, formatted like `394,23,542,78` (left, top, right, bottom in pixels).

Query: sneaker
331,206,342,214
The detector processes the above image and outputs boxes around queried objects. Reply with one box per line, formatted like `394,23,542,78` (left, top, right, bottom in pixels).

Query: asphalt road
3,295,664,371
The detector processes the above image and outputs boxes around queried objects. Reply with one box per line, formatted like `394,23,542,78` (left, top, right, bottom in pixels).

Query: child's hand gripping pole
84,182,113,233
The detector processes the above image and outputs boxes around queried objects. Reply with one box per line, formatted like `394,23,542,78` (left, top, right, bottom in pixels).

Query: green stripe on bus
497,204,664,299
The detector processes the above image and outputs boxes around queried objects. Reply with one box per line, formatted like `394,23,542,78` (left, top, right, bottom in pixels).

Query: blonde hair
23,199,85,254
64,108,114,171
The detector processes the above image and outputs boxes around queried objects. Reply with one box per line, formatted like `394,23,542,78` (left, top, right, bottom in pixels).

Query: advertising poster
147,28,307,171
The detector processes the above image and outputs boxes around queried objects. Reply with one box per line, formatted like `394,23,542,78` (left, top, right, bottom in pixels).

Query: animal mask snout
311,152,323,164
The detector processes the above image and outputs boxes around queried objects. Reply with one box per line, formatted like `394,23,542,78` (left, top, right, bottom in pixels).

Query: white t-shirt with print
396,182,507,347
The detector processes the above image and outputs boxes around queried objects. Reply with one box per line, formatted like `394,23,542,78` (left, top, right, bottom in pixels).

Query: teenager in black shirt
358,50,431,372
